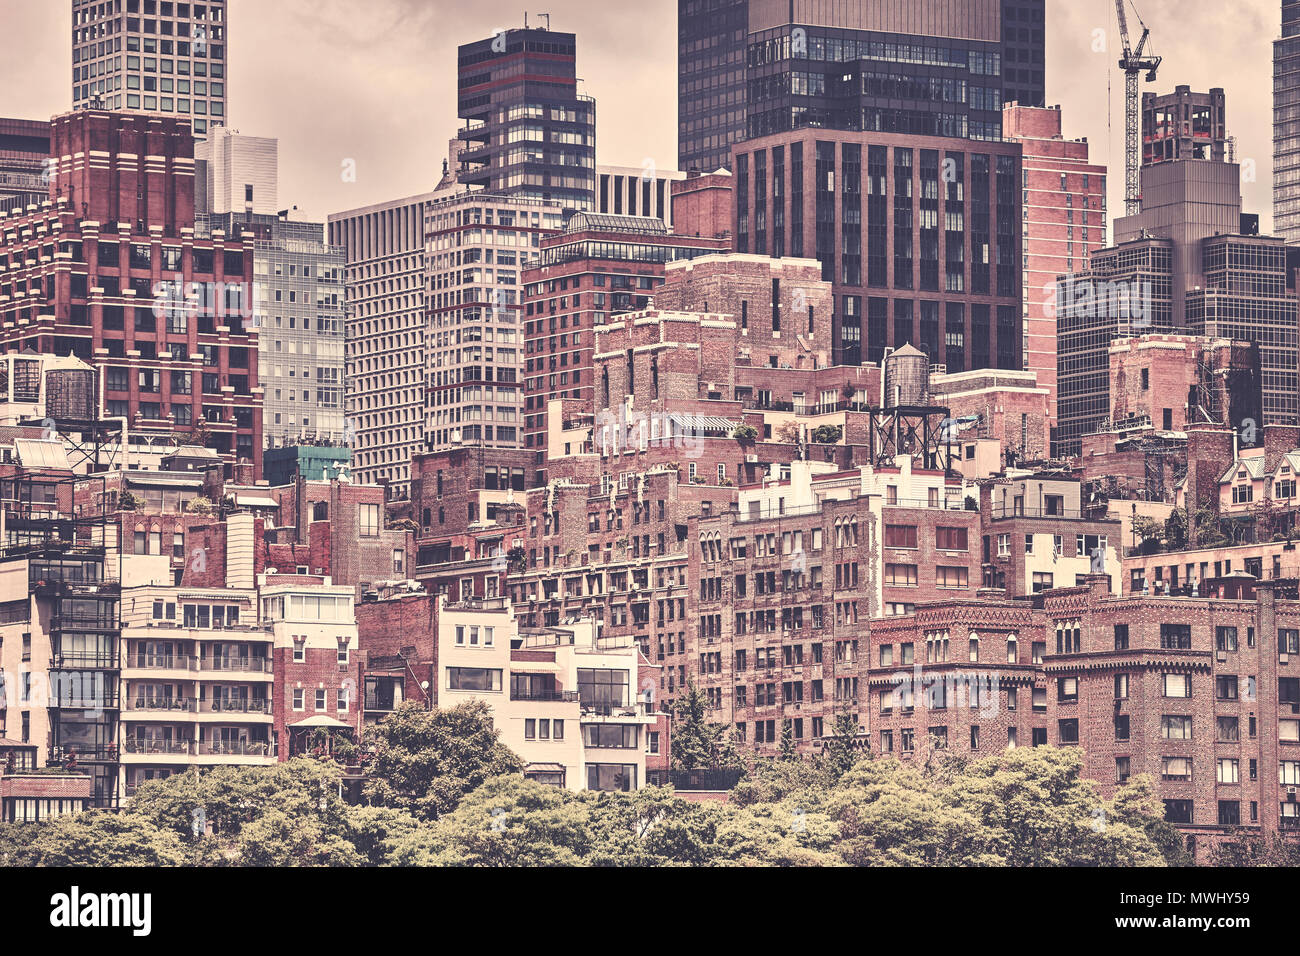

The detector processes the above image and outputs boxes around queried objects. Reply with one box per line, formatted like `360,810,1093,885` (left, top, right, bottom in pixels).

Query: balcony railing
199,699,272,715
122,739,193,755
49,654,119,670
196,740,276,757
510,690,580,703
198,658,272,673
127,655,196,671
126,698,196,713
580,700,650,718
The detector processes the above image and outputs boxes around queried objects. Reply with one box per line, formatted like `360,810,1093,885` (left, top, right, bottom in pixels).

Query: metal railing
198,657,273,673
199,699,272,715
510,690,579,703
196,740,276,757
122,739,193,755
127,698,196,713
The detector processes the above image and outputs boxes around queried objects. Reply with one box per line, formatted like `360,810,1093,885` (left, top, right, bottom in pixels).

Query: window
1216,626,1238,653
1057,677,1078,702
292,689,304,711
586,763,636,792
315,689,326,710
1217,716,1240,742
447,667,502,691
1282,629,1300,656
884,564,917,587
1058,719,1079,744
1031,572,1054,593
1216,675,1238,701
1116,757,1131,783
1161,756,1192,781
1217,759,1240,784
1163,673,1191,698
935,526,968,551
1114,674,1129,700
583,724,638,749
1114,715,1130,740
884,525,918,549
1161,715,1193,739
358,502,380,537
935,566,968,588
1114,624,1129,650
1160,623,1191,649
1163,800,1193,824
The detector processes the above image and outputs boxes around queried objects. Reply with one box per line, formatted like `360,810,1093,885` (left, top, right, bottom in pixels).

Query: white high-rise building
329,192,441,501
196,128,278,218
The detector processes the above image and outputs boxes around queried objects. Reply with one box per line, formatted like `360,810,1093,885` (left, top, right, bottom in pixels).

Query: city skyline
0,0,1280,228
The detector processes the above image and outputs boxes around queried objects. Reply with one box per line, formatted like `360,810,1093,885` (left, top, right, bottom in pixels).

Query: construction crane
1115,0,1161,217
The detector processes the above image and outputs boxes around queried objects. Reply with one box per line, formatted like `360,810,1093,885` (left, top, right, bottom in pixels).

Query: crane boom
1115,0,1161,217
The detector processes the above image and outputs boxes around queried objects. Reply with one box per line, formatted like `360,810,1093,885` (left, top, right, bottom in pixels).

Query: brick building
521,213,726,484
1002,104,1107,439
0,110,262,478
866,576,1300,858
928,367,1050,468
979,474,1120,597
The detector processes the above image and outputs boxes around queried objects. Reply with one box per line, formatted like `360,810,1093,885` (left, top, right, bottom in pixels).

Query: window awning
234,493,279,509
667,413,736,434
288,715,352,729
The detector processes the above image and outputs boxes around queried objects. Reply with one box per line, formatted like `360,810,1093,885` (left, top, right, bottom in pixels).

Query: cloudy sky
0,0,1279,229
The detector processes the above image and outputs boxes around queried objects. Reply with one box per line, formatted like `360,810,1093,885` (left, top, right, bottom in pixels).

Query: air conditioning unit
745,455,758,464
1216,650,1228,662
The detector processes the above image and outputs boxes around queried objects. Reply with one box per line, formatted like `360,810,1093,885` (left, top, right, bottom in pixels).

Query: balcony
510,690,580,703
121,739,193,756
49,653,119,670
124,654,197,673
197,657,273,674
198,699,272,715
196,740,276,758
125,698,196,714
579,700,654,721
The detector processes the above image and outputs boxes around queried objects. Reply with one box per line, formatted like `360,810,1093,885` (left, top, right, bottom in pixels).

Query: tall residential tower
71,0,228,138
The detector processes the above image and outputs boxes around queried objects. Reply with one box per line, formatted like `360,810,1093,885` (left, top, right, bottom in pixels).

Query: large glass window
446,667,502,692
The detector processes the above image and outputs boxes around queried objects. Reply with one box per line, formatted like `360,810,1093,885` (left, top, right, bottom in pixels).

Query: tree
186,496,215,516
811,424,843,445
775,421,801,446
779,719,798,760
1163,508,1188,550
6,811,188,867
363,700,522,821
732,423,759,443
412,775,593,867
823,712,863,778
669,683,730,772
1129,515,1164,554
941,748,1168,867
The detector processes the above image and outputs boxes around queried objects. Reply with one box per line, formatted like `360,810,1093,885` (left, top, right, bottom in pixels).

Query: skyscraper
457,26,596,211
678,0,1045,175
1275,1,1300,241
1056,101,1297,459
71,0,229,138
328,192,437,501
1003,104,1107,445
0,110,262,476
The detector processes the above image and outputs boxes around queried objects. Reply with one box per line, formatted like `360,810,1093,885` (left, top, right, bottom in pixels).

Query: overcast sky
0,0,1279,229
